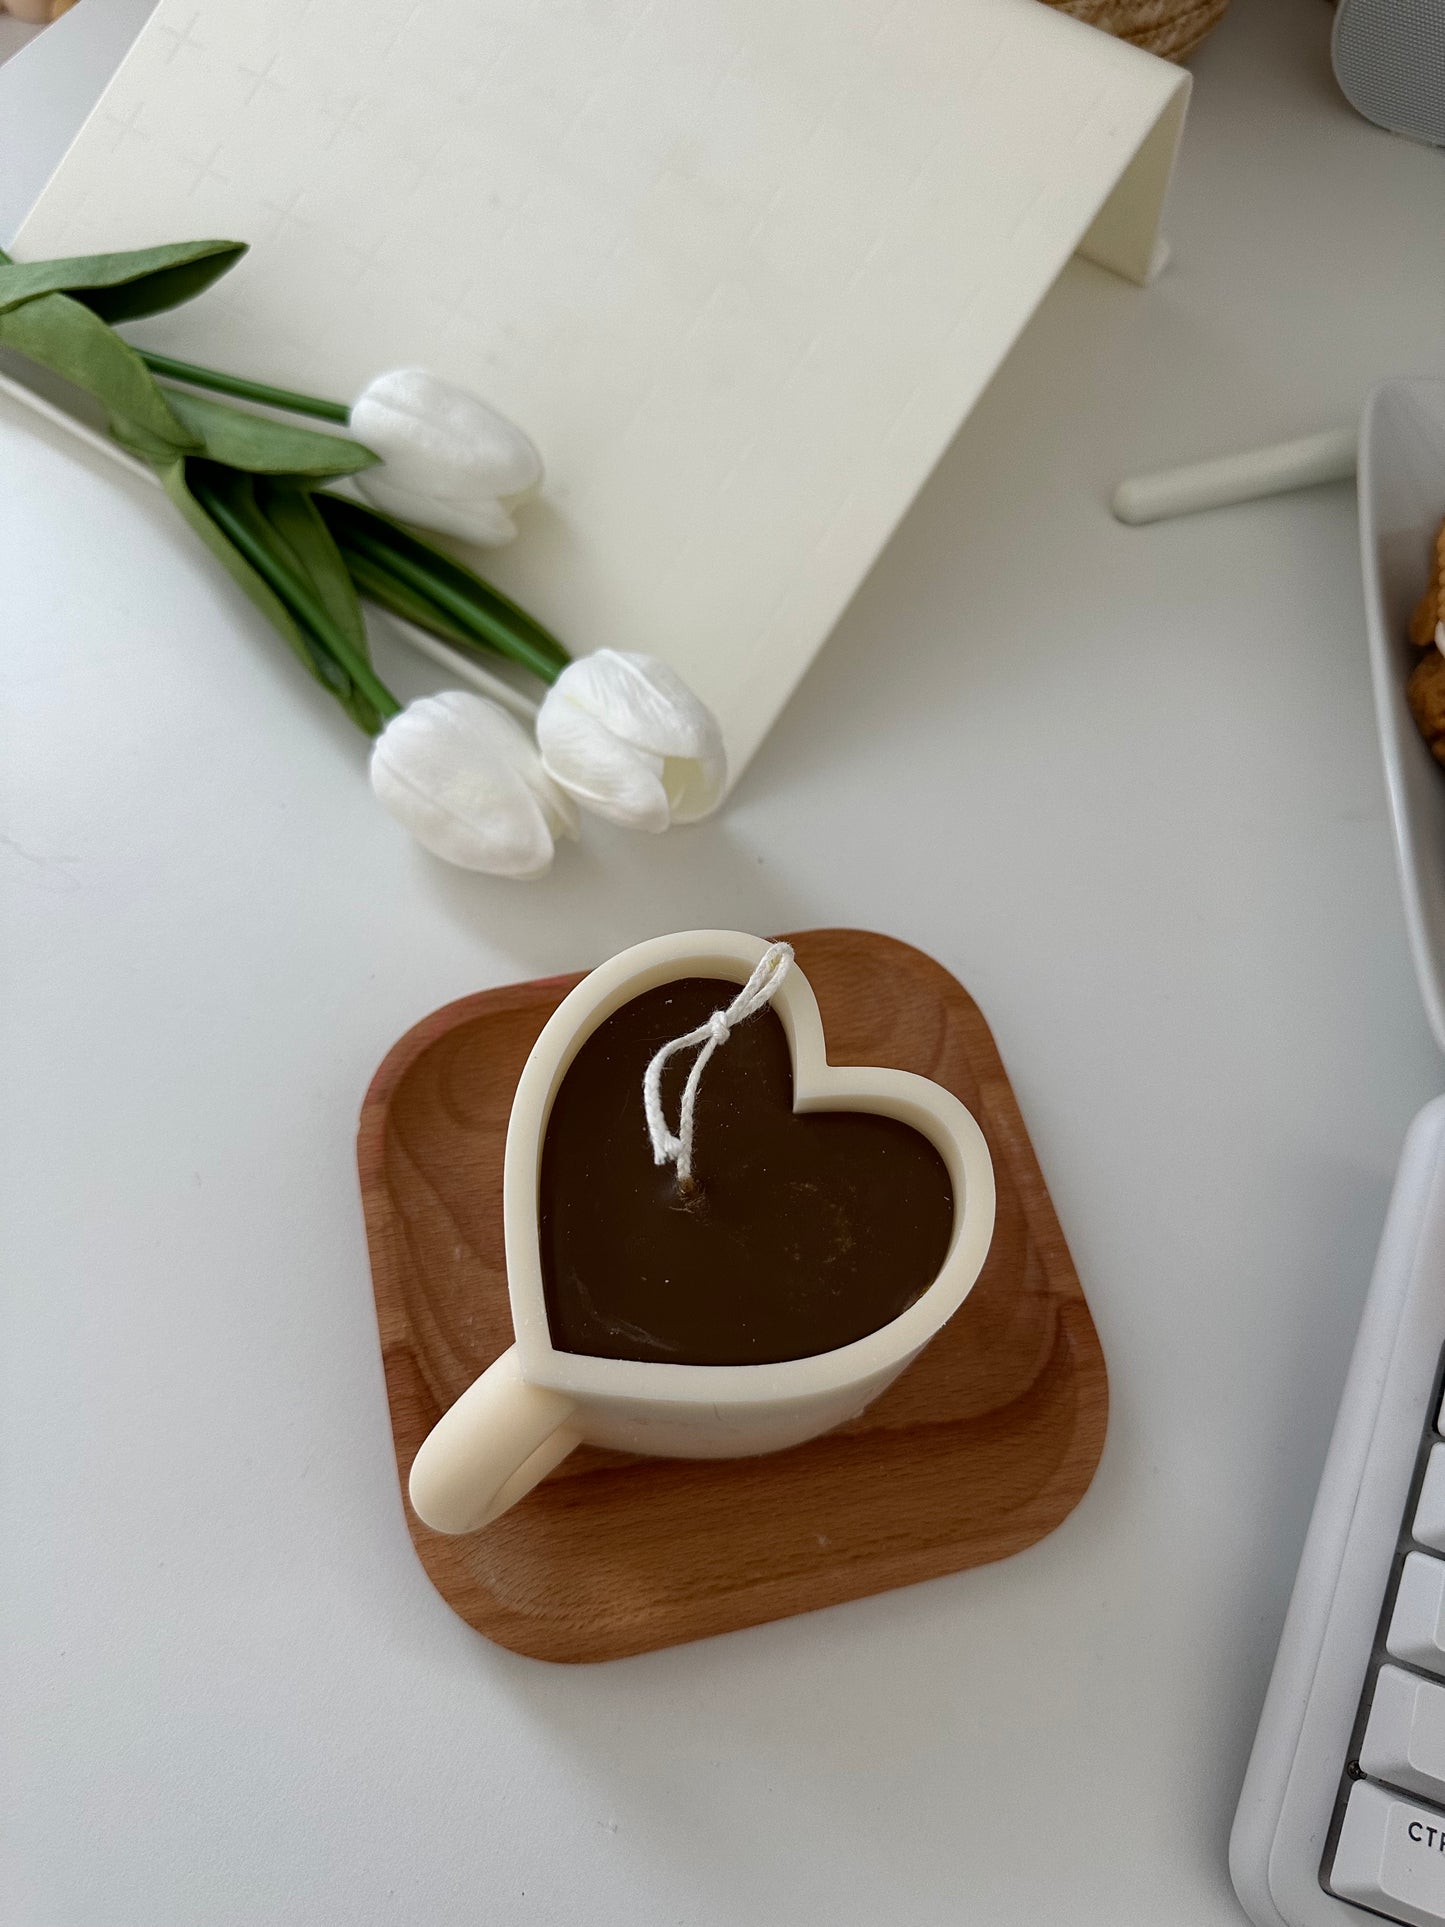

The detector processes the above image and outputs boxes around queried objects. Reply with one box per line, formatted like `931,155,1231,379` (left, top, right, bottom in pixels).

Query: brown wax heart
537,977,955,1366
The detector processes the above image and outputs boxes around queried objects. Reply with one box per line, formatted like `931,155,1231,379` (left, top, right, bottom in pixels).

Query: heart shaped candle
539,974,955,1365
409,931,995,1533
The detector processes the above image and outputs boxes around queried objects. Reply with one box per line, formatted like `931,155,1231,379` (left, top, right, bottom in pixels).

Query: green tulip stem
337,524,565,684
141,350,351,426
196,481,401,724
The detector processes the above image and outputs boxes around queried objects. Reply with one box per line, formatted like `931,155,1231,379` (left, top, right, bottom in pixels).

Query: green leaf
160,463,353,708
0,240,404,740
339,545,484,653
0,292,198,451
0,240,246,322
197,463,397,730
165,388,377,477
254,478,371,659
162,461,390,736
315,492,571,679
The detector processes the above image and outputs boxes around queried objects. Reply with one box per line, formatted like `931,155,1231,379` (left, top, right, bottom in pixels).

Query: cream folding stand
13,0,1188,784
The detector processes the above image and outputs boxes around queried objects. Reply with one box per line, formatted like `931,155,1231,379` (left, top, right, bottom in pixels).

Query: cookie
1408,651,1445,765
1409,516,1445,648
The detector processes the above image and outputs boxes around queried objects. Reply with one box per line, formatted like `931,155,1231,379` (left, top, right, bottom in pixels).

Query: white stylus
1111,426,1358,525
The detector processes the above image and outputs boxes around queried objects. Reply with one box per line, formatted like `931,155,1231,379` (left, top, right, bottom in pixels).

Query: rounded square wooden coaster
357,929,1107,1663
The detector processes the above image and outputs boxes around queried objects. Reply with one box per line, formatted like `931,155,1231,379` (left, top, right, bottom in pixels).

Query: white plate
1360,377,1445,1054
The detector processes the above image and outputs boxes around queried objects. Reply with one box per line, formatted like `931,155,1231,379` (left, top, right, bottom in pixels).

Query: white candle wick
642,942,794,1189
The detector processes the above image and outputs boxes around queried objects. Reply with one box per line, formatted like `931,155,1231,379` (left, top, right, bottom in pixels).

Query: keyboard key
1418,1448,1445,1554
1332,1781,1445,1926
1364,1667,1445,1803
1389,1554,1445,1676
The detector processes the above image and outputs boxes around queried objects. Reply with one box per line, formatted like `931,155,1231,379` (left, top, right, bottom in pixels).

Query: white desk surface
4,2,1445,1922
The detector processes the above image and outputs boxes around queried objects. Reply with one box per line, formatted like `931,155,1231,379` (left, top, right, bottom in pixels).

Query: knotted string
642,943,794,1189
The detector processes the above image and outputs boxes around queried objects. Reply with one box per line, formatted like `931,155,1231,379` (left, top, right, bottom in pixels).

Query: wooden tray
358,929,1107,1663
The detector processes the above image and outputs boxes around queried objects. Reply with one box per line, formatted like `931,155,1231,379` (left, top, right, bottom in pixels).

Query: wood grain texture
358,929,1108,1664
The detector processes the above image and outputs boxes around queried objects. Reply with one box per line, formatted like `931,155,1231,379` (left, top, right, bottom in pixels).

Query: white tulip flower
536,650,726,833
350,369,543,548
370,690,577,879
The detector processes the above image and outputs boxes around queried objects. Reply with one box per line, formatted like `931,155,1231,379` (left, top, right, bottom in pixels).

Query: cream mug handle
407,1347,580,1534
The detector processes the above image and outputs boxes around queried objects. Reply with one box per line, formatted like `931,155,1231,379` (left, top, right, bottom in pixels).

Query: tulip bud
536,650,726,833
370,691,576,878
350,370,543,548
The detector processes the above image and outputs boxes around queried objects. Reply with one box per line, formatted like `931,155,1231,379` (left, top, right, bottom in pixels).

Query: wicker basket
1040,0,1231,61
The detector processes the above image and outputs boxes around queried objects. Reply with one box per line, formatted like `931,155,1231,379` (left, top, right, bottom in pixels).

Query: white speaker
1333,0,1445,145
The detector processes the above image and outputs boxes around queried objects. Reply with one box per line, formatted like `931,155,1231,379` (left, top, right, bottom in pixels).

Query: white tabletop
5,2,1445,1923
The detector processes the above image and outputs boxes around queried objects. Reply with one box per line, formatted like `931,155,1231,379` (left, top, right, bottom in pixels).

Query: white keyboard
1233,1097,1445,1927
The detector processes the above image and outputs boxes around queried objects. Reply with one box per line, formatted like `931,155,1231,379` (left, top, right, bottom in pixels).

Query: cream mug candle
407,931,996,1534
